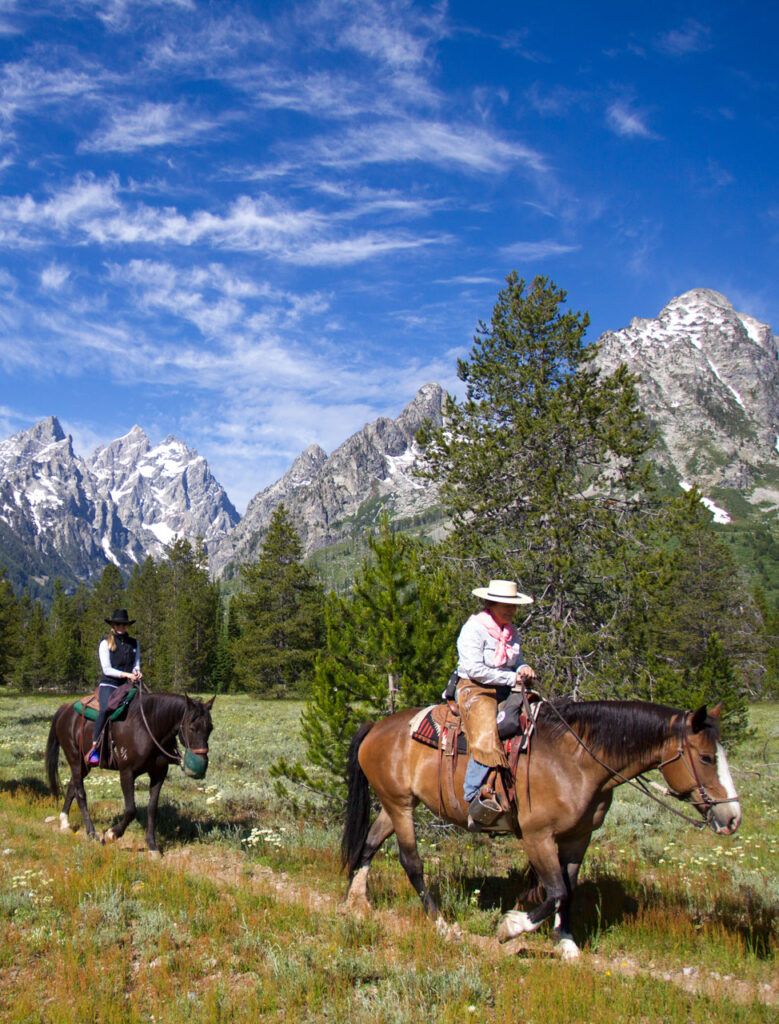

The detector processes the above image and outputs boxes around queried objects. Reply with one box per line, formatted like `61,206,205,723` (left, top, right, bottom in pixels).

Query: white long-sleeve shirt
98,638,141,683
456,614,527,690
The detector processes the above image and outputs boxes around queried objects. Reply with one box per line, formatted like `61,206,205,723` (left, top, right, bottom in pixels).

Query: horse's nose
712,804,741,835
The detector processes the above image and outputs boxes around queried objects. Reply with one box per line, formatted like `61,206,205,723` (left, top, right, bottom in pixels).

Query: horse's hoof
497,910,535,942
103,829,117,843
58,813,71,832
343,896,370,917
147,849,162,860
555,937,580,961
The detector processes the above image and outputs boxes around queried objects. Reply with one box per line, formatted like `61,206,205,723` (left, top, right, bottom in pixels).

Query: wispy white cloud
307,119,546,174
525,82,587,117
605,100,658,140
40,262,70,289
501,240,580,261
76,0,196,32
82,101,224,153
0,60,105,123
107,258,331,339
656,19,712,57
0,175,450,265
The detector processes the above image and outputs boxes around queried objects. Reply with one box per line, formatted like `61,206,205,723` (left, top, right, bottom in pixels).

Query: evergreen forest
1,276,776,794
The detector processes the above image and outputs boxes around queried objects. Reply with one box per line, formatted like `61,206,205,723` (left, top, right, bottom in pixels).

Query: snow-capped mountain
1,290,776,601
88,426,238,559
595,289,779,505
208,382,445,576
0,417,145,595
0,418,238,597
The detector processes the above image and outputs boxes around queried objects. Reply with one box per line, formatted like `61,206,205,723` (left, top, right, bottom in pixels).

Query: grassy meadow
0,693,776,1023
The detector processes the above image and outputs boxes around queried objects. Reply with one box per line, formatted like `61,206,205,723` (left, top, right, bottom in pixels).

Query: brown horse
341,699,741,958
46,692,214,855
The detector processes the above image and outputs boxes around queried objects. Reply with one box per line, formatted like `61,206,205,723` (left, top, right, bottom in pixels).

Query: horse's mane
536,699,713,761
134,692,209,724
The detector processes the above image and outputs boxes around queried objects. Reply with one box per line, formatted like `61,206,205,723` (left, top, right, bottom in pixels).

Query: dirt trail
159,842,776,1008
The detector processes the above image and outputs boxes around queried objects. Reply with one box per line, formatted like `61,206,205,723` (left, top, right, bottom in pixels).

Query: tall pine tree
277,515,458,800
418,273,657,696
0,568,22,685
231,505,324,695
15,592,48,691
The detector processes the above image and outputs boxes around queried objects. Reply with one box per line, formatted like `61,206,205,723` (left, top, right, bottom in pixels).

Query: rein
539,699,730,830
136,686,207,765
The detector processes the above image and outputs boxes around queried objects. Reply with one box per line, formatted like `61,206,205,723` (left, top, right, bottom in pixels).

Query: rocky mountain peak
595,289,778,501
208,383,446,577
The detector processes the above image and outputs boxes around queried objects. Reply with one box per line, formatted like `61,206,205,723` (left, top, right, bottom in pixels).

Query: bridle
541,699,737,830
655,730,739,818
137,687,209,766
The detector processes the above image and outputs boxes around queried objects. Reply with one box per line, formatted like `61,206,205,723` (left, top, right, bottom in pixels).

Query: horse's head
659,704,741,835
180,695,215,779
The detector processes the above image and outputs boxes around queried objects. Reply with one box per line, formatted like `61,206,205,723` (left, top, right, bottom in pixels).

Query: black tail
340,722,375,875
46,706,64,798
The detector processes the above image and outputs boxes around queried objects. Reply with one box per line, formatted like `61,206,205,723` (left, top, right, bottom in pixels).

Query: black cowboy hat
105,608,135,625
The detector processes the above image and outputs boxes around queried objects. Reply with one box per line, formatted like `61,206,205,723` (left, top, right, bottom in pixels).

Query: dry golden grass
0,693,775,1022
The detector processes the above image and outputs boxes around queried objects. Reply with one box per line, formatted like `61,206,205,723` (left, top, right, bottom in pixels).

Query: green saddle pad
73,687,137,721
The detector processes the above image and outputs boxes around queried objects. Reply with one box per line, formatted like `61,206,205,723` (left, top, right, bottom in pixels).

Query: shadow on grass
455,865,775,959
0,776,52,799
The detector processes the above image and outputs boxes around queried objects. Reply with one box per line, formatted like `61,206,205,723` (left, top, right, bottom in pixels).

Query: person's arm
457,618,517,688
99,639,127,680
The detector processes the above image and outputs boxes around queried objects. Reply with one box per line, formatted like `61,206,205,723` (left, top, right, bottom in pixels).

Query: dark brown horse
46,692,214,855
341,699,741,958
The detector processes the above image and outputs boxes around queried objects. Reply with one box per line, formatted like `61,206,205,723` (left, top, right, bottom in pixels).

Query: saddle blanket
410,705,468,753
73,686,137,722
410,695,540,756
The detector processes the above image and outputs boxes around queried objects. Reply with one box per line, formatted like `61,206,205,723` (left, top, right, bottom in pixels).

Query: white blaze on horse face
715,741,742,832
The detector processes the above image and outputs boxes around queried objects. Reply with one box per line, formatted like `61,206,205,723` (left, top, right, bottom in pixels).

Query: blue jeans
463,757,490,802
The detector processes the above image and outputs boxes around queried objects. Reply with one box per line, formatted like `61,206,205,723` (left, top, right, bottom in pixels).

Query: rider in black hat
86,609,143,766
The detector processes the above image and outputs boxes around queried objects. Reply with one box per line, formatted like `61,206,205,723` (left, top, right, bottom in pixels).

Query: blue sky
0,1,776,512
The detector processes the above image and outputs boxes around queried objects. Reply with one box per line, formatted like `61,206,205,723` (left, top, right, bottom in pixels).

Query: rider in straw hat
456,580,535,829
86,609,143,767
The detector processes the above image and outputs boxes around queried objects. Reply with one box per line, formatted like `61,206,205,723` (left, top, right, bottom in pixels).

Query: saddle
74,683,137,769
410,690,542,830
73,683,138,721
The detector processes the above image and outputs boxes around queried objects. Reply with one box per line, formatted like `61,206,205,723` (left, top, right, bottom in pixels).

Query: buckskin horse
341,699,741,958
46,691,214,855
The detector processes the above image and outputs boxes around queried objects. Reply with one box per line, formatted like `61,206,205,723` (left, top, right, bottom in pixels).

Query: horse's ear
689,705,708,733
709,702,723,720
206,695,216,709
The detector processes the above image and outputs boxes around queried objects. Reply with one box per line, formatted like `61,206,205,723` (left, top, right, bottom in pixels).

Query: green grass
0,693,776,1022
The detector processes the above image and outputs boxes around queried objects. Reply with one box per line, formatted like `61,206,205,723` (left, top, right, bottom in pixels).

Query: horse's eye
699,754,716,766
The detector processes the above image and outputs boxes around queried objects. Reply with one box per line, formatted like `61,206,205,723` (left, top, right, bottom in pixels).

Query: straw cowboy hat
471,579,533,605
105,608,135,625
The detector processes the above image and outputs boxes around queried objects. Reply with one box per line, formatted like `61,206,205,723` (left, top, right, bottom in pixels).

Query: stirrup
468,793,502,827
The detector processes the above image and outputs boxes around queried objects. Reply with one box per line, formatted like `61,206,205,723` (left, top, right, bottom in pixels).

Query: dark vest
100,634,138,685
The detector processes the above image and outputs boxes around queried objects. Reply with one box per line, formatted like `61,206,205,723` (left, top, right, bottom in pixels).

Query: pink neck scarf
474,611,515,667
